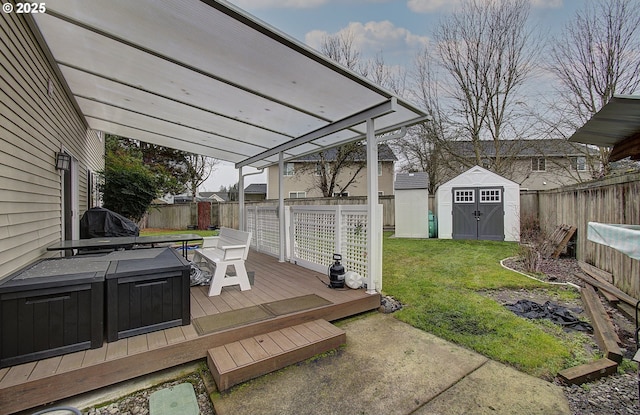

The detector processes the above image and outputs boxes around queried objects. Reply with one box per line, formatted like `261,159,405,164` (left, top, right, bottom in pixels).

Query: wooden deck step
207,319,346,391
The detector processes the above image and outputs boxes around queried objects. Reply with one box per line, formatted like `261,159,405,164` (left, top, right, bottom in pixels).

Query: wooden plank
581,285,623,363
105,340,128,361
164,326,187,344
578,261,614,284
558,358,618,385
239,337,270,361
267,330,297,352
280,326,310,347
29,357,62,381
573,272,639,308
209,346,237,372
292,322,323,343
207,319,346,391
253,333,284,356
126,335,149,356
57,351,86,373
81,346,108,368
147,331,168,350
552,225,576,259
225,341,253,367
0,362,35,388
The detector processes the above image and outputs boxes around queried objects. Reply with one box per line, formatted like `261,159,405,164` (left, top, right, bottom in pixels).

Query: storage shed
436,166,520,242
394,172,430,238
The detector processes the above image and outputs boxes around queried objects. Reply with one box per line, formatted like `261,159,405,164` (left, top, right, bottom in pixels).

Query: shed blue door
452,187,504,241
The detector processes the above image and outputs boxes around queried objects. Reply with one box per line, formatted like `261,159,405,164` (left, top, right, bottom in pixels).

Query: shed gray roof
395,172,429,190
244,183,267,194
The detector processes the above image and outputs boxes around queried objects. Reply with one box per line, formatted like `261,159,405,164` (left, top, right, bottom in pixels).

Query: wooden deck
0,251,380,414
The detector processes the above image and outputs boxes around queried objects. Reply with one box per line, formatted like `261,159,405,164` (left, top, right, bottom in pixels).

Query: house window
284,163,295,176
378,162,382,176
315,163,329,176
570,156,587,172
289,191,306,198
333,192,349,197
378,191,384,196
480,189,501,203
531,157,546,172
454,189,475,203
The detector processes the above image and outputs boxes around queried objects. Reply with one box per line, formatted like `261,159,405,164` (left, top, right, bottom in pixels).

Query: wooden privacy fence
536,173,640,299
145,195,414,230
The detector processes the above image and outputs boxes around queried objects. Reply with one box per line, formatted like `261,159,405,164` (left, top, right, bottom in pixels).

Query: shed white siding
394,173,429,238
1,11,104,280
436,166,520,242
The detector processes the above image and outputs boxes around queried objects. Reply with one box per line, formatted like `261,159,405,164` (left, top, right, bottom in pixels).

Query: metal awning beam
236,98,398,168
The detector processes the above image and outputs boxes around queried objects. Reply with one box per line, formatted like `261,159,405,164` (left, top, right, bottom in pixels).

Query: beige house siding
266,162,394,199
0,11,104,281
505,158,594,190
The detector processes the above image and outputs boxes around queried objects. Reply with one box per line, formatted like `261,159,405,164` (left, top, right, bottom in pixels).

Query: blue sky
203,0,587,191
228,0,585,68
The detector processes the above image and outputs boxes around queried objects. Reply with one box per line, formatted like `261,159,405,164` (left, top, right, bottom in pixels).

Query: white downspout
366,118,380,294
238,167,264,232
278,152,285,262
238,167,244,231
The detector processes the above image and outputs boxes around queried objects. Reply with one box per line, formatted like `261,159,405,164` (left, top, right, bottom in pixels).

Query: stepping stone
149,383,199,415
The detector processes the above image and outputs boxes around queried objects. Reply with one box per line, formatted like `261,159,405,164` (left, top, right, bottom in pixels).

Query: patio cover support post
278,152,286,262
366,118,380,294
238,166,245,231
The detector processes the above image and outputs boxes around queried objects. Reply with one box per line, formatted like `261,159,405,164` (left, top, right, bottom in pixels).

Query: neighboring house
200,191,230,202
266,144,397,199
441,139,598,190
1,12,105,281
244,183,267,201
169,191,230,203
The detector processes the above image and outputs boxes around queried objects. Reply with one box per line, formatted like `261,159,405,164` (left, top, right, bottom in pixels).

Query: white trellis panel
288,205,382,286
246,206,280,256
245,204,382,289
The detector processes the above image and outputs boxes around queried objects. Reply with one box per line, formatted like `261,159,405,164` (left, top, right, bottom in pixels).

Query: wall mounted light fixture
55,152,71,171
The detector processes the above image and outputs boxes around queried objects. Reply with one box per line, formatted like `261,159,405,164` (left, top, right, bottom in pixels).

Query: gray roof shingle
395,172,429,190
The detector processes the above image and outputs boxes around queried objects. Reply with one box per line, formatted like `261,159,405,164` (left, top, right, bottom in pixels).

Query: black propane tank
328,253,345,288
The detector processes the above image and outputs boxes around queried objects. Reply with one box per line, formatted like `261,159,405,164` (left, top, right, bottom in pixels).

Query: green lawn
382,234,595,380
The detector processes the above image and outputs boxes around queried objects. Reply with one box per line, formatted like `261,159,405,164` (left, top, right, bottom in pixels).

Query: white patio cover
29,0,427,168
587,222,640,260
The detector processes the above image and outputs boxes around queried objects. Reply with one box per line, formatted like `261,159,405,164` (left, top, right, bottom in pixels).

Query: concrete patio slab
211,313,571,415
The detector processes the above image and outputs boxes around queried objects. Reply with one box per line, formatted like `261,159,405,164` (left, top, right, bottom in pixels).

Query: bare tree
433,0,539,177
391,46,449,194
548,0,640,176
184,154,218,199
305,142,368,197
320,29,363,72
313,33,406,198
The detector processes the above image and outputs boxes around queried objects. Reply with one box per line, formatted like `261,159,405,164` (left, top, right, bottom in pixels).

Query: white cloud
231,0,329,9
407,0,461,13
305,20,429,60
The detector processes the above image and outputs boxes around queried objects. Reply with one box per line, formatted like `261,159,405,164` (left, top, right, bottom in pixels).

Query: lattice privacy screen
246,206,279,256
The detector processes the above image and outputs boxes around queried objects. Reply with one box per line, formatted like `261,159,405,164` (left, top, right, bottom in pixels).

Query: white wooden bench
193,227,252,296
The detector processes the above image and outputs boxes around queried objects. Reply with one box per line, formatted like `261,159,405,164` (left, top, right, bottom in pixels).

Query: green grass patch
383,235,596,379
